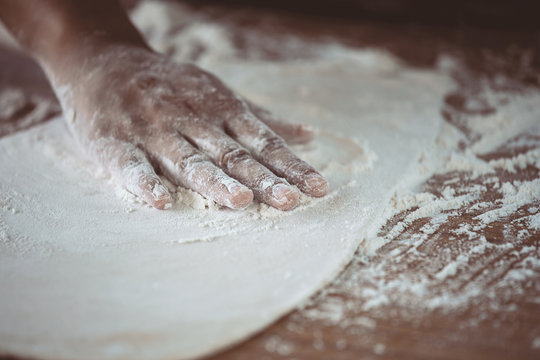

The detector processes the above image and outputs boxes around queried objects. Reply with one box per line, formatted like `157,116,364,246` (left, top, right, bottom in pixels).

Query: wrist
0,0,152,85
43,36,153,89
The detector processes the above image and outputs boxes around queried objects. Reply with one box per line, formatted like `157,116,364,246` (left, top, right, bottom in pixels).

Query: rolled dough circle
0,23,452,360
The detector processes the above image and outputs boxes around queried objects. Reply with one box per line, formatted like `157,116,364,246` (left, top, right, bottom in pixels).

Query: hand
55,45,328,210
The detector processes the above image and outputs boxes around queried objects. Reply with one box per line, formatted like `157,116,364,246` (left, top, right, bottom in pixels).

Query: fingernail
152,183,170,199
305,173,328,197
300,124,315,133
152,195,173,210
151,183,173,210
229,185,253,209
272,184,299,211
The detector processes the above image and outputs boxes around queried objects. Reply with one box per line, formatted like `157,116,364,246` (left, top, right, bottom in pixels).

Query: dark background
186,0,540,30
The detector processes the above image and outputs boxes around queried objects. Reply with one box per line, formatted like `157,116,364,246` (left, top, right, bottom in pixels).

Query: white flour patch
4,1,538,360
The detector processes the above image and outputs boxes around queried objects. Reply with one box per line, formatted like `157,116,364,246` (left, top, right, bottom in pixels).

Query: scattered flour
288,76,540,357
1,1,539,359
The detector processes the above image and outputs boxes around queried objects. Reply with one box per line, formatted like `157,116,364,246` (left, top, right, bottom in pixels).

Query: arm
0,0,328,210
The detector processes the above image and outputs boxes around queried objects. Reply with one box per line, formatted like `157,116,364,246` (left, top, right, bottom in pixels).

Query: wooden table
196,5,540,359
1,3,539,359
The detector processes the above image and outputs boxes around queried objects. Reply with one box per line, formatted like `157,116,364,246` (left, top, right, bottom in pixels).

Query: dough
0,2,453,359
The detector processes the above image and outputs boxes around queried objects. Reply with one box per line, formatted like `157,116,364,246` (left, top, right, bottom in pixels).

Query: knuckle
283,159,309,177
259,135,286,157
178,151,207,173
253,173,277,191
219,146,251,171
214,96,248,119
119,145,144,164
120,151,153,177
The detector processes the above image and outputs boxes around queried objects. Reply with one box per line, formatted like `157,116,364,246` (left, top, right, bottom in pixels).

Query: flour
290,83,540,352
1,1,538,360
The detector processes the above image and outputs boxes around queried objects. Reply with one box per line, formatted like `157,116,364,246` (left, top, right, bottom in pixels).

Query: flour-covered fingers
245,100,315,145
146,134,253,209
91,138,173,209
182,127,299,210
227,116,328,197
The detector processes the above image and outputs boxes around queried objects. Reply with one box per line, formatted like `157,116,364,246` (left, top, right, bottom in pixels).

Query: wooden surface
196,5,540,359
1,3,539,360
209,151,540,360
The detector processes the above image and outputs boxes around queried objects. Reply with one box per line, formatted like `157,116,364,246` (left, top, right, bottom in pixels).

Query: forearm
0,0,150,78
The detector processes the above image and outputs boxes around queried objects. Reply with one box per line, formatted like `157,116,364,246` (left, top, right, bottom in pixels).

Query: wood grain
1,3,539,360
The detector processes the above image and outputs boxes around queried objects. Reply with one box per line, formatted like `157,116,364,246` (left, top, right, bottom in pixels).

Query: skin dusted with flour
51,46,326,210
0,0,328,210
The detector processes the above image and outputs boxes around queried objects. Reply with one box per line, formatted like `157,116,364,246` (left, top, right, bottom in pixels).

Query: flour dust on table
3,1,530,360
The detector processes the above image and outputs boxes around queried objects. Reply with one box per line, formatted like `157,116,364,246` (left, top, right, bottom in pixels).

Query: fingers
145,134,253,210
182,126,299,210
245,100,315,145
226,114,329,198
91,138,173,210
